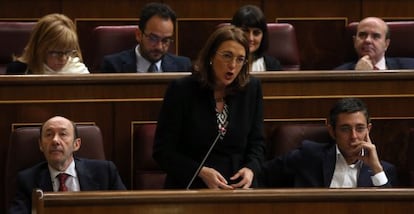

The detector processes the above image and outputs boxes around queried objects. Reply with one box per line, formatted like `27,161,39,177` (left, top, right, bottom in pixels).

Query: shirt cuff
371,171,388,186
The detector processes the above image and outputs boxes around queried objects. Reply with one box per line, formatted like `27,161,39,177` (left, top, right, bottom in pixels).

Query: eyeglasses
216,51,247,65
48,50,77,58
337,125,368,134
142,32,174,46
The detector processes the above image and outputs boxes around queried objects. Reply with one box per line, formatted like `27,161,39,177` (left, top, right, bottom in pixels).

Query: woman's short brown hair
193,25,251,94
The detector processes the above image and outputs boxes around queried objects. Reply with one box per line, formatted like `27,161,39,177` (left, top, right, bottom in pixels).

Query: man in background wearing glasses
260,97,397,188
101,2,192,73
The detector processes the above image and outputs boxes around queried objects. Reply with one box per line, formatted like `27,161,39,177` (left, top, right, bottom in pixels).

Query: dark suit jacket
153,75,265,189
100,49,192,73
9,158,126,214
263,55,282,71
6,61,28,75
335,57,414,70
261,140,398,188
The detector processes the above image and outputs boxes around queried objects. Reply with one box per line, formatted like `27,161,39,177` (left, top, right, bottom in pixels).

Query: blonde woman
6,13,89,74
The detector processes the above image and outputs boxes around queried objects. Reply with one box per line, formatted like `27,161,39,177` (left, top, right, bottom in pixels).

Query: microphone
186,122,227,190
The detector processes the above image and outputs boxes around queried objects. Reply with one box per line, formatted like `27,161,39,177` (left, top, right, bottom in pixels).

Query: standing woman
6,13,89,74
231,5,282,71
153,25,265,189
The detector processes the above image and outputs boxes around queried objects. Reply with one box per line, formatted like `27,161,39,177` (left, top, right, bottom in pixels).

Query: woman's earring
209,61,212,65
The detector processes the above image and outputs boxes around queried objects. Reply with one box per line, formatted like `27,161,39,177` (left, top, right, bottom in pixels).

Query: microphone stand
186,132,222,190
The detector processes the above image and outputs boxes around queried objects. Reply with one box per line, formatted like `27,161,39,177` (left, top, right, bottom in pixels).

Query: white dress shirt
330,145,388,187
49,159,80,192
135,45,162,72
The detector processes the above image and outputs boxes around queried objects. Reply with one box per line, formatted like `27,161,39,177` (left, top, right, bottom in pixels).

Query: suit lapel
37,167,53,191
121,49,137,72
160,54,177,71
322,144,337,187
385,58,398,69
75,159,100,190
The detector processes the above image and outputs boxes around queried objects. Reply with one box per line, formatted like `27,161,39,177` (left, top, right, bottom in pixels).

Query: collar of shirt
48,159,78,191
374,56,387,70
135,45,162,72
251,57,266,72
330,145,361,188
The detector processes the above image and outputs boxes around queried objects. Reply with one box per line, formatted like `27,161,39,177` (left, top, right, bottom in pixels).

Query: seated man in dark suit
261,98,397,188
9,116,126,214
101,2,192,73
335,17,414,70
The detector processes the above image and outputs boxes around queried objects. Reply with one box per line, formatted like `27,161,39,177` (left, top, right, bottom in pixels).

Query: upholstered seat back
88,25,139,72
5,125,105,210
133,124,165,189
266,23,300,70
266,124,332,159
0,22,36,74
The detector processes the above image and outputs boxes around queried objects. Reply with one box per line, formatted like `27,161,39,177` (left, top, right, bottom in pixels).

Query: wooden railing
32,188,414,214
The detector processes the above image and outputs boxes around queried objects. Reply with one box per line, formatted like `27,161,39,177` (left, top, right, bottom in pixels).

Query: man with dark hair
261,98,397,188
9,116,126,213
335,17,414,70
101,2,192,73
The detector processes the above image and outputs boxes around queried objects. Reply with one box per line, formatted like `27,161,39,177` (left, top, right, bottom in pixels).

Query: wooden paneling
276,18,348,70
177,18,231,61
167,0,262,18
265,0,361,21
362,0,414,18
33,189,414,214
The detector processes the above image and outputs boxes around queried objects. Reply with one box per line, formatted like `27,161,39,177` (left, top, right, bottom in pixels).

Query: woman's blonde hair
16,13,83,74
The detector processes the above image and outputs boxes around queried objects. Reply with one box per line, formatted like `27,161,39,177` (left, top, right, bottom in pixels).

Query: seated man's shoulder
6,61,28,75
334,62,356,70
163,53,192,71
77,157,112,166
18,161,49,176
164,52,191,62
388,57,414,69
104,49,135,60
300,140,333,154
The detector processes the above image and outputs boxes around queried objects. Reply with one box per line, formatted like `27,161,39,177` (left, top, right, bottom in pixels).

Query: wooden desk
3,71,414,211
32,188,414,214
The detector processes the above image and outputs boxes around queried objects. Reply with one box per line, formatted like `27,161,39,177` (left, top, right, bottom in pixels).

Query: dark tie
57,173,69,191
147,63,158,72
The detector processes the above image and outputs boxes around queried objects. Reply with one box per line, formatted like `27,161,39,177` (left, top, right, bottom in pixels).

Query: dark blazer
263,55,282,71
153,75,265,189
335,57,414,70
100,49,192,73
261,140,398,188
6,61,28,75
9,158,126,214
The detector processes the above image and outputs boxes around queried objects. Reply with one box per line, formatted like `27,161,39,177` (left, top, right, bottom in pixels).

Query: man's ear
73,138,81,152
327,124,336,140
135,28,142,43
367,123,373,132
38,139,43,152
385,38,390,51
